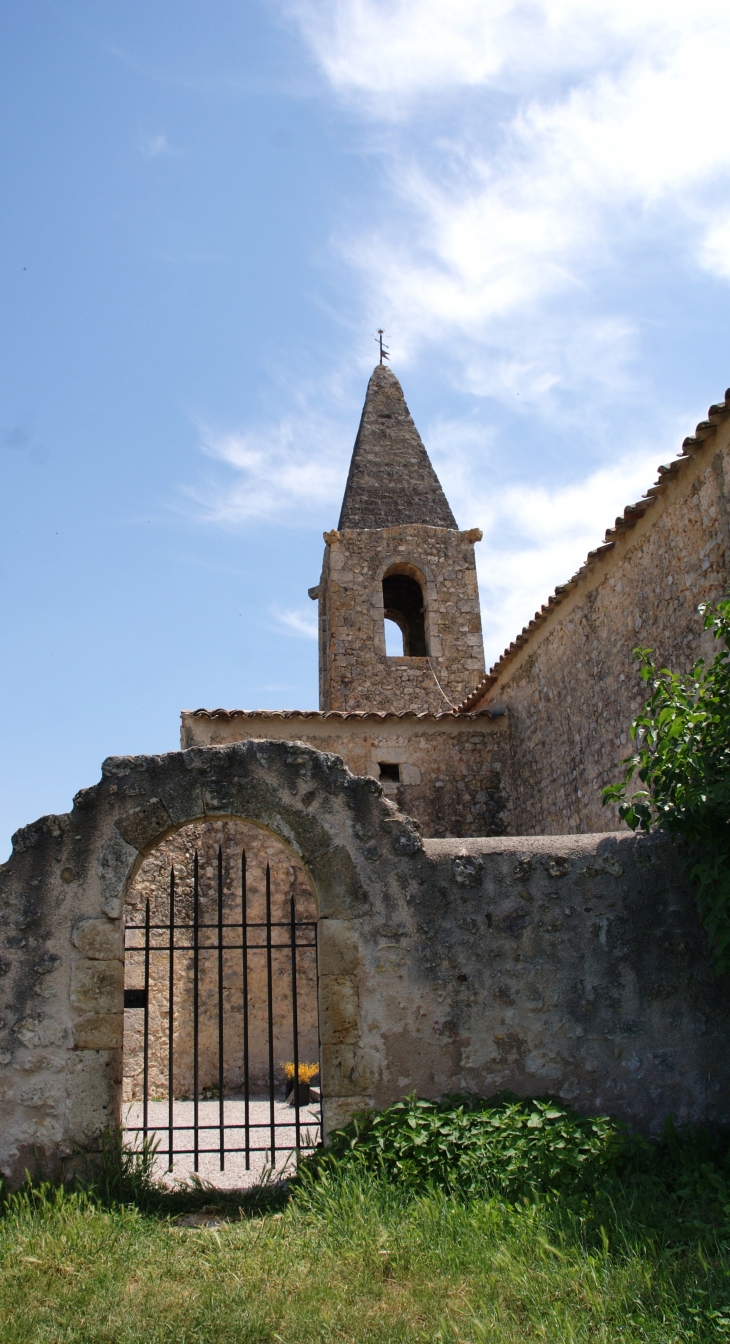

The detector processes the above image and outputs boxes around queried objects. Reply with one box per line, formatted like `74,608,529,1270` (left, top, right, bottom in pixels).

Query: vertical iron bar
167,866,175,1171
241,850,250,1170
266,863,276,1166
290,896,301,1154
217,846,225,1171
314,915,321,1148
142,899,150,1141
193,850,200,1172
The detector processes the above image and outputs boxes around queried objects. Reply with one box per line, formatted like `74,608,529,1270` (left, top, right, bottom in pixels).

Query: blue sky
3,0,730,856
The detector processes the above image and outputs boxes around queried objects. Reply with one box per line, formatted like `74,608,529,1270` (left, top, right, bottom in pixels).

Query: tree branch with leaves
602,600,730,973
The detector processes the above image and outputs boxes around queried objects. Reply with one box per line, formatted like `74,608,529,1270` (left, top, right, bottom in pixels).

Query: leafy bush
602,600,730,972
302,1094,645,1201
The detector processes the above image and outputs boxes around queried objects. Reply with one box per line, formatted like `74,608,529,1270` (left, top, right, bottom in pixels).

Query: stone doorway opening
122,818,321,1189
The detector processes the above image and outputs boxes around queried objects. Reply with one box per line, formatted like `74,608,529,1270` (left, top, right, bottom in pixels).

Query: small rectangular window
379,762,400,783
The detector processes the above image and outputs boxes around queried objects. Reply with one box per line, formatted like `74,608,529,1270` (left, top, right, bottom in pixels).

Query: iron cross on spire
376,329,390,364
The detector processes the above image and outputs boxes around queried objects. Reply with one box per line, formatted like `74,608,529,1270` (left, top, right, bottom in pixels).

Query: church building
183,363,511,838
183,364,730,839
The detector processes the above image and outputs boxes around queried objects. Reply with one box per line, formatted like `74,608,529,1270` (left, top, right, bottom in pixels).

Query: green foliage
302,1093,645,1202
3,1152,730,1342
602,599,730,971
3,1105,730,1340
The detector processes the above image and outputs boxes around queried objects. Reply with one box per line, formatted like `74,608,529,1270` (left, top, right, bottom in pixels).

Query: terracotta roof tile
186,708,498,723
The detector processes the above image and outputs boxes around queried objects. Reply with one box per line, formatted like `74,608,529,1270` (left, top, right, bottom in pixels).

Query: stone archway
122,815,322,1184
3,737,728,1187
0,739,426,1185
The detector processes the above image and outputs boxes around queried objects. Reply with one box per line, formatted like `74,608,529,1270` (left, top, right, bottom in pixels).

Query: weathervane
376,329,390,364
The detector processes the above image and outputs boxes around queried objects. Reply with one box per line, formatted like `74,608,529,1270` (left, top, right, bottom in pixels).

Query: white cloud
420,406,692,664
283,1,730,108
272,606,319,639
188,2,730,666
282,0,730,393
473,444,677,665
140,132,170,159
189,414,348,524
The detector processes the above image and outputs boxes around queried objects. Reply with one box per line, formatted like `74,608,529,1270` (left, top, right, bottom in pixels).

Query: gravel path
123,1096,321,1189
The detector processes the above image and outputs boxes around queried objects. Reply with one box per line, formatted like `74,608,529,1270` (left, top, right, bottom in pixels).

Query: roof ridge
456,388,730,712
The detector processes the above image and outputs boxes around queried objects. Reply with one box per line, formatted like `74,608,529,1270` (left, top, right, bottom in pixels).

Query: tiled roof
186,708,497,723
456,388,730,713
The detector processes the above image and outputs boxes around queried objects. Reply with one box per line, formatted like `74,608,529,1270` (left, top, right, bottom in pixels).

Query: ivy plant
602,600,730,972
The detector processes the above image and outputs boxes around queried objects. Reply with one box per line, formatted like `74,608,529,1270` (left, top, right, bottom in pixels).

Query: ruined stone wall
479,411,730,833
316,525,485,713
1,742,728,1186
181,710,511,838
123,818,318,1103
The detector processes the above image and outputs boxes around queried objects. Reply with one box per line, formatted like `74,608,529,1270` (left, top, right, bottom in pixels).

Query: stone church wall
478,403,730,834
182,710,512,838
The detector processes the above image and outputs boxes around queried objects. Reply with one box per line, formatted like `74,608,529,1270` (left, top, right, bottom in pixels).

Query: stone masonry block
319,974,360,1044
317,919,360,975
115,798,173,852
70,960,124,1014
321,1043,378,1096
72,1014,124,1050
66,1050,120,1145
322,1095,373,1138
71,918,123,961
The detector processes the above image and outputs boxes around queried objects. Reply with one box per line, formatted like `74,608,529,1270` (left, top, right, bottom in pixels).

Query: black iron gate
123,847,320,1173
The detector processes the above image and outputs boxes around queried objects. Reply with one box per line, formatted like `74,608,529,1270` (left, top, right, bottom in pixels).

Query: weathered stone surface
0,740,728,1187
66,1050,120,1145
321,1044,378,1096
73,1014,124,1050
71,918,122,961
116,798,173,852
319,975,360,1044
70,961,124,1013
318,920,360,976
338,365,457,531
317,525,486,714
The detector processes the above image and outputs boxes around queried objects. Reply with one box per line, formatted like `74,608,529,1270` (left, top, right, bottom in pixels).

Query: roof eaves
185,707,498,723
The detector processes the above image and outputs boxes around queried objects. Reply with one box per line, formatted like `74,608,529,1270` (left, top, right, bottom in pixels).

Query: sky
3,0,730,856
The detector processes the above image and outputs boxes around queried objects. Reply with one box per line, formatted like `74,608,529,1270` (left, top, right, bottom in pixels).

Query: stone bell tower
310,364,486,713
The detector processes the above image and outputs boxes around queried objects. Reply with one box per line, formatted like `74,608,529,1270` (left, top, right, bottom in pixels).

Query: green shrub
602,599,730,972
299,1093,730,1242
302,1094,646,1201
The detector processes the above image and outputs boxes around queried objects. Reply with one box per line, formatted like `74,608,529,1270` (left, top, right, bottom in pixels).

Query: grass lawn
1,1174,730,1343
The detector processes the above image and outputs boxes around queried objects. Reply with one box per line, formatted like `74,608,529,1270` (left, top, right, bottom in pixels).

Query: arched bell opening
122,817,320,1189
382,564,429,657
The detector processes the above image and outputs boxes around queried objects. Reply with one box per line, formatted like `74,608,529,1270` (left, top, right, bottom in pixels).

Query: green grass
3,1098,730,1343
1,1176,729,1342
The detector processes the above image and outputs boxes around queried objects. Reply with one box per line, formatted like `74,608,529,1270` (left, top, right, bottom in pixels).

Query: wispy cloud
188,2,730,662
283,0,730,405
398,397,693,664
140,132,170,159
188,414,349,524
271,605,319,639
433,428,682,664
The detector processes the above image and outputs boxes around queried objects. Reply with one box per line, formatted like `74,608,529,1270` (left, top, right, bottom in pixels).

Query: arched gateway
1,739,728,1187
0,740,425,1185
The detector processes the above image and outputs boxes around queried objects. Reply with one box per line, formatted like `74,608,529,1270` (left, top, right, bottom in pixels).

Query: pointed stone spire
338,365,457,530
